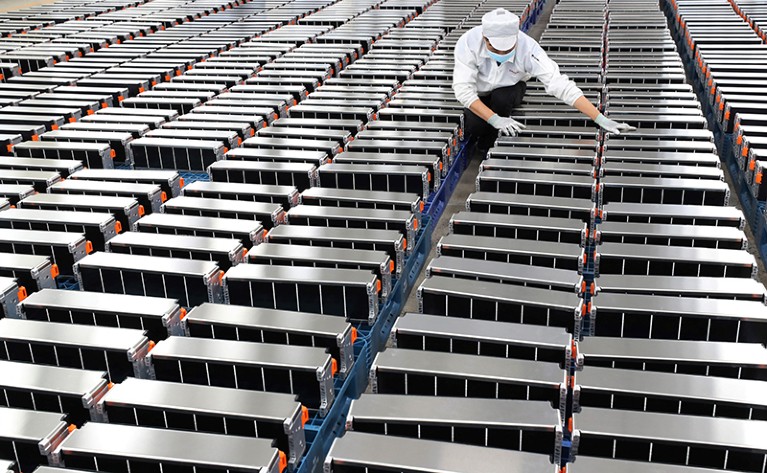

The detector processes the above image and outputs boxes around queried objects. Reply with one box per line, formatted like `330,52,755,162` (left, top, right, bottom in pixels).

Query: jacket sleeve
527,43,584,106
452,35,480,109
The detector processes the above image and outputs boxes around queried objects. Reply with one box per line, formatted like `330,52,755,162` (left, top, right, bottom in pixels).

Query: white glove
487,114,526,137
595,113,636,135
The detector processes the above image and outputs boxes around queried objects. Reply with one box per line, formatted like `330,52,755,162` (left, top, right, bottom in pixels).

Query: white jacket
452,26,584,109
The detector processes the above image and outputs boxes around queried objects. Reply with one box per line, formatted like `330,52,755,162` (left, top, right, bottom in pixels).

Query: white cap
482,8,520,51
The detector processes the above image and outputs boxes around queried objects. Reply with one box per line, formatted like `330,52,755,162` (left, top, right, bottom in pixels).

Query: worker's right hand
487,114,526,137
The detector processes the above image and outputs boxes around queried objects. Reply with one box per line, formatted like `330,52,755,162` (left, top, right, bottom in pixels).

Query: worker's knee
490,81,527,115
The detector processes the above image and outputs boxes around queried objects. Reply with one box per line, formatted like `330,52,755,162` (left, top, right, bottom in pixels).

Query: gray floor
401,1,557,314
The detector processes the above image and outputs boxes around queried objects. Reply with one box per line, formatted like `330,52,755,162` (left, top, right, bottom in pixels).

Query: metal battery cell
148,336,336,416
574,366,767,420
184,302,355,378
571,408,767,472
225,148,329,166
146,128,240,150
0,184,38,206
49,180,164,215
74,252,224,308
479,159,594,177
597,222,747,250
417,276,582,330
427,252,581,292
185,110,272,129
182,181,300,210
130,137,225,171
242,137,341,157
271,118,363,135
568,457,735,473
486,149,597,166
162,196,286,229
466,192,592,221
80,114,166,130
576,337,767,381
266,225,406,275
603,138,715,154
370,348,567,413
596,242,756,278
0,253,57,293
601,162,724,180
13,142,113,169
450,211,586,245
0,124,46,142
318,163,432,198
162,120,253,142
392,313,572,366
301,187,422,218
0,157,83,179
597,176,730,206
69,169,182,199
0,319,152,382
208,161,317,191
0,360,108,426
134,213,265,249
0,407,69,473
53,422,285,473
0,229,88,276
437,233,582,272
347,394,563,461
333,151,443,181
602,202,744,228
0,209,119,252
18,289,184,341
224,264,379,324
2,106,82,123
602,149,720,167
324,431,559,473
0,115,65,133
18,194,142,230
248,243,393,300
94,377,307,467
595,274,767,302
121,97,202,114
287,205,417,249
39,130,133,163
477,170,595,200
106,232,245,271
589,291,767,343
257,128,351,147
0,170,61,193
0,277,21,319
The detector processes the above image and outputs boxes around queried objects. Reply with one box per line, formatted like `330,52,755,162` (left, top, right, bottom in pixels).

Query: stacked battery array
0,0,550,473
671,0,767,273
574,1,767,472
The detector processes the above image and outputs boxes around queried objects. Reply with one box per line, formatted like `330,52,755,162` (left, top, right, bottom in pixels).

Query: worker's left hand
487,114,526,137
595,113,636,135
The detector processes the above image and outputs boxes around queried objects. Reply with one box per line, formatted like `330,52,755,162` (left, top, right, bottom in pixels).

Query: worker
453,8,636,151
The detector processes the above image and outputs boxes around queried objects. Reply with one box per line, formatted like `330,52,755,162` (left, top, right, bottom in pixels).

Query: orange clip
278,451,288,473
419,201,425,212
67,424,77,433
110,149,116,159
148,340,156,352
744,147,750,158
115,221,123,233
117,95,124,102
351,327,358,344
331,358,338,376
725,110,731,121
138,87,145,93
86,241,94,254
51,264,60,278
17,286,27,301
737,135,744,145
389,260,395,273
138,205,145,217
179,308,187,320
757,172,763,185
426,172,432,182
31,133,39,141
376,279,382,293
6,144,12,153
301,405,310,426
179,177,185,188
69,117,76,123
87,109,94,115
161,191,168,202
